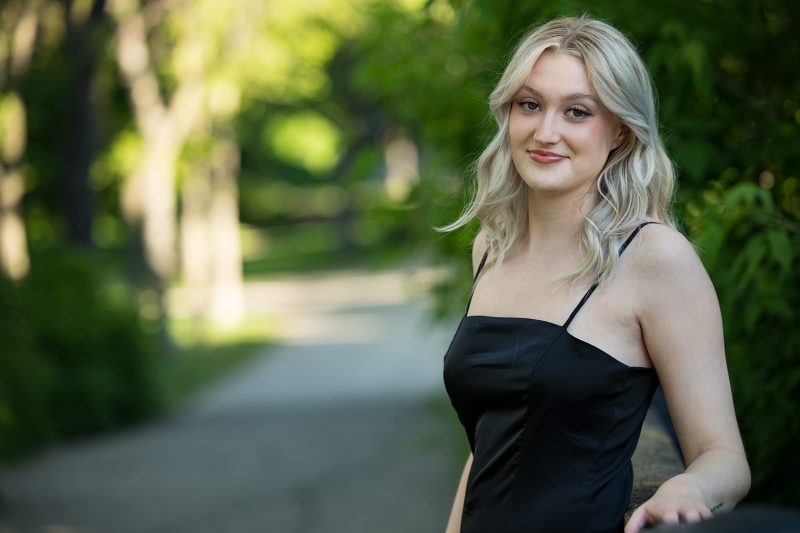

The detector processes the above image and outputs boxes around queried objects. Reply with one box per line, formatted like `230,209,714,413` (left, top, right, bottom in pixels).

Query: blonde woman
441,15,750,533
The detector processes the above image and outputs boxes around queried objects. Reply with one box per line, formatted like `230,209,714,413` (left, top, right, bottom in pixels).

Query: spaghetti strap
618,220,658,257
562,282,600,329
474,251,489,281
563,221,658,329
465,251,489,314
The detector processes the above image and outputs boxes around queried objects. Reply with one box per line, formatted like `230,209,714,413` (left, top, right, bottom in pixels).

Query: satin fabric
443,222,659,533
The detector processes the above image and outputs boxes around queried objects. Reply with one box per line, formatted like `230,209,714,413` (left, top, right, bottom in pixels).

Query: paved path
0,268,464,533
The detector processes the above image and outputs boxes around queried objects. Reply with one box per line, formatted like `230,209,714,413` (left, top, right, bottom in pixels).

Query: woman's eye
517,100,540,112
567,107,591,119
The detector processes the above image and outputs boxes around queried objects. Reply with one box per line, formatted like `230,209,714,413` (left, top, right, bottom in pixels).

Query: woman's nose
533,113,560,145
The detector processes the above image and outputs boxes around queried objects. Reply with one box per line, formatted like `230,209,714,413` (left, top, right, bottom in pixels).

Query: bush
688,182,800,506
0,249,161,458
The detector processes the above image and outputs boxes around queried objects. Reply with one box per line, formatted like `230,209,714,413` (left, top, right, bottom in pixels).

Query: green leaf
766,229,793,272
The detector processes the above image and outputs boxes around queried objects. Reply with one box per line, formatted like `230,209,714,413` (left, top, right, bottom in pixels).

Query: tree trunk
109,0,204,357
111,0,204,283
0,163,29,280
60,0,108,247
139,130,180,280
179,154,213,333
178,135,244,330
0,1,38,280
207,136,243,329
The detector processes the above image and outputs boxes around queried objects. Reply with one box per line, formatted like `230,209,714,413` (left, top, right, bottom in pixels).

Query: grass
243,248,373,276
239,220,422,276
159,314,278,409
158,340,270,409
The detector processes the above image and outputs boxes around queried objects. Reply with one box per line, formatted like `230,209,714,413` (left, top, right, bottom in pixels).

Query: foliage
688,183,799,505
0,250,161,458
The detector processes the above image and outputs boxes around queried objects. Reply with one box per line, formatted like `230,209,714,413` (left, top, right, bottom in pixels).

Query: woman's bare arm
445,453,473,533
445,232,487,532
624,225,750,532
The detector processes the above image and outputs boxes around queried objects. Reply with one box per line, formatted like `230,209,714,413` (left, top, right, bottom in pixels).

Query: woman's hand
624,474,714,533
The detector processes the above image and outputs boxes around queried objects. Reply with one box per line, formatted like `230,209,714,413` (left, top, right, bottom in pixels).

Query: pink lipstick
528,150,567,164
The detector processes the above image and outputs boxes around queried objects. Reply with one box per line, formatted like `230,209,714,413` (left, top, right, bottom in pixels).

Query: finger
624,508,648,533
698,506,713,520
662,510,680,524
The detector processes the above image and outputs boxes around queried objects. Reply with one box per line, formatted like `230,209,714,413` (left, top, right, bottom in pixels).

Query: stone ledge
627,408,684,519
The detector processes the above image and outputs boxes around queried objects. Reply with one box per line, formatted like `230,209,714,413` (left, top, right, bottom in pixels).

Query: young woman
441,15,750,533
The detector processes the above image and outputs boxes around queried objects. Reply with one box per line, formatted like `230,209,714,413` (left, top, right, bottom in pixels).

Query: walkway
0,267,463,533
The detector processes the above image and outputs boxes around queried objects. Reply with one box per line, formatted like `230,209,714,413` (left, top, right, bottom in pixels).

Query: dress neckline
461,313,656,372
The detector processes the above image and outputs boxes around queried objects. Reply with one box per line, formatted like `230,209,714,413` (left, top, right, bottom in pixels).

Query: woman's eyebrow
563,92,598,103
519,85,598,104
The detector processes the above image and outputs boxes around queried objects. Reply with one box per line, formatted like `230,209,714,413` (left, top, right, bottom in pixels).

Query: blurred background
0,0,797,531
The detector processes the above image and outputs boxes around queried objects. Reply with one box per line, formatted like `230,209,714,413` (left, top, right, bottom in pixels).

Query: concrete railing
626,406,800,532
641,507,800,531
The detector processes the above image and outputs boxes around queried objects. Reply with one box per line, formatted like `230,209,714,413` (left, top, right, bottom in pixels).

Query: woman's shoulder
631,222,700,268
472,228,489,275
626,222,713,295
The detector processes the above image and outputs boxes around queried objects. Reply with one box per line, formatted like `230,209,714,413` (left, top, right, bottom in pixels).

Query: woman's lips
528,150,567,164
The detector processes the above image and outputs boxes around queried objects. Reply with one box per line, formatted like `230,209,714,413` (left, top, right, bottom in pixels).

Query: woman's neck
523,188,593,256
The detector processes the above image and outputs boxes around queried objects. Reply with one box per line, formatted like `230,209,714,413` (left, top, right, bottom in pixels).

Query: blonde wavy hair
441,15,676,285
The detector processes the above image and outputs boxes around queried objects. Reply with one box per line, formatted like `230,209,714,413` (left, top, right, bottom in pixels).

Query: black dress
443,222,660,533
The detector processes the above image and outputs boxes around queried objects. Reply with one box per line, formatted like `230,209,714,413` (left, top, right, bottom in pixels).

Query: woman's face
509,50,622,200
